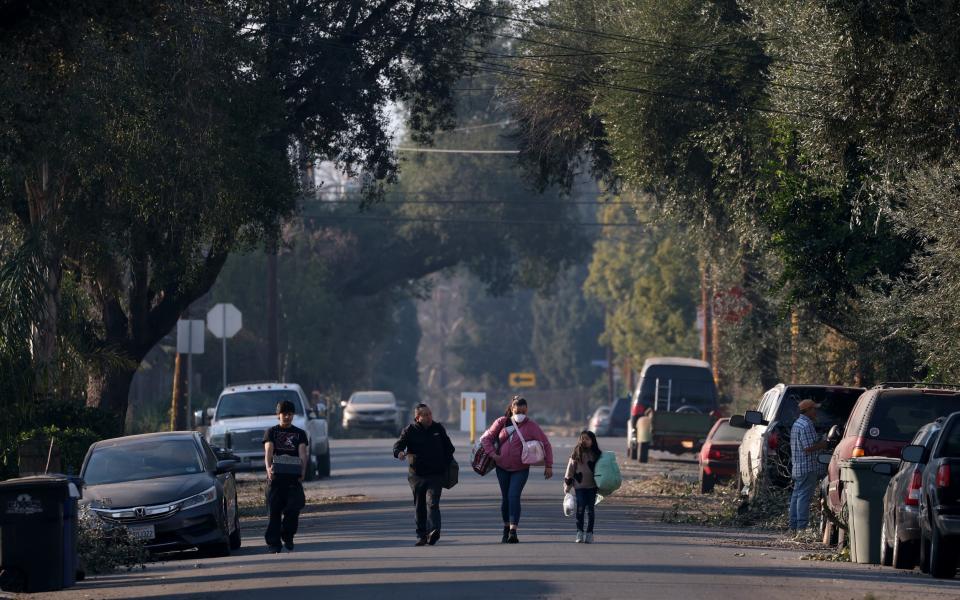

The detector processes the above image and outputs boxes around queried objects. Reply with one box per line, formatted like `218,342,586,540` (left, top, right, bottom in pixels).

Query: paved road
33,433,960,599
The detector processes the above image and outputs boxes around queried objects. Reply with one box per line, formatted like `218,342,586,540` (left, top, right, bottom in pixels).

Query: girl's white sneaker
575,531,585,543
585,533,594,543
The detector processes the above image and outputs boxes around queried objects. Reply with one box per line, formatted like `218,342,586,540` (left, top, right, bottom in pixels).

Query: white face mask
513,413,527,423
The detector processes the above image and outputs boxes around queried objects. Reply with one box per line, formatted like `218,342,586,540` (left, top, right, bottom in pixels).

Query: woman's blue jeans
496,466,530,526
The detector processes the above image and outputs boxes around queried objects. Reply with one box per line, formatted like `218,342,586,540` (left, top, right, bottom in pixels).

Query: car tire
929,528,958,579
699,470,714,494
639,442,650,463
304,455,318,482
880,520,893,566
229,501,242,551
317,451,331,478
920,529,931,574
892,518,916,570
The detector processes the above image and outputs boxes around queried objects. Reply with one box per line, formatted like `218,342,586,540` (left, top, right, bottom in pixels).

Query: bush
77,515,150,575
15,426,100,476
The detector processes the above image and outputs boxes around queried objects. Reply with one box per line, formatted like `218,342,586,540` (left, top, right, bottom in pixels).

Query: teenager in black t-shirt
263,400,308,552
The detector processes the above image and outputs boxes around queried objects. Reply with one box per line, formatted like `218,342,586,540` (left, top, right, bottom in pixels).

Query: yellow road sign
508,372,536,388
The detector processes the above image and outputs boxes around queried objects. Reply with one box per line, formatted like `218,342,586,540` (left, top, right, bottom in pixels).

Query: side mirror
817,453,833,465
206,407,215,421
340,400,348,409
901,444,926,463
315,402,327,418
872,462,895,476
728,414,748,429
215,459,237,474
826,425,842,443
744,410,767,427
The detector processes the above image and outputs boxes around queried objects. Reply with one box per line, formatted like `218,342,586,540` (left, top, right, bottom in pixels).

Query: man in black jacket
393,403,455,546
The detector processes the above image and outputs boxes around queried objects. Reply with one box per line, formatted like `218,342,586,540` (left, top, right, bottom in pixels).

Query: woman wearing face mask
479,395,553,543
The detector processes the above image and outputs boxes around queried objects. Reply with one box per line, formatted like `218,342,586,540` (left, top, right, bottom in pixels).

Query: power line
299,213,645,227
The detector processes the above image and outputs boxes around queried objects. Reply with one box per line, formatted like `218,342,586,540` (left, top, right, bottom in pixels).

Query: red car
699,418,744,493
822,385,960,544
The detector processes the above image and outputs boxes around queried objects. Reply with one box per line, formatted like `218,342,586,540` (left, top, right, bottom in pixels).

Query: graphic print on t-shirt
274,429,300,453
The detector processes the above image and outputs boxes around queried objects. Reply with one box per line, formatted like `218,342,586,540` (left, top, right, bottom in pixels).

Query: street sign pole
187,341,193,428
222,308,227,389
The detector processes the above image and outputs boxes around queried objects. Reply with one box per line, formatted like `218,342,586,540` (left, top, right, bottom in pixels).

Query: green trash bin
839,457,898,564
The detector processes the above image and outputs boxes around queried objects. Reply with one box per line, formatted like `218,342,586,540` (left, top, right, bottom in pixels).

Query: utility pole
606,345,615,406
266,248,279,380
700,258,713,366
790,308,800,383
169,352,184,431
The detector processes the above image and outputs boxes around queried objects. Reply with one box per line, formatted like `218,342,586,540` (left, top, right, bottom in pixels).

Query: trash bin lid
0,474,71,492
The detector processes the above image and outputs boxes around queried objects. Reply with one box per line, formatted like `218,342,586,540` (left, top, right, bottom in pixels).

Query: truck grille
227,429,265,453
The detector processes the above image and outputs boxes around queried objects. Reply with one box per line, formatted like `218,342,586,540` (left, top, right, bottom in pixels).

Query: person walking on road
393,403,455,546
480,395,554,544
789,398,829,533
564,430,602,543
263,400,309,553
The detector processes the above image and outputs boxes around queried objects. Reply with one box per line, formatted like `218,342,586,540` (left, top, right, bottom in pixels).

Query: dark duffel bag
471,442,495,476
444,459,460,489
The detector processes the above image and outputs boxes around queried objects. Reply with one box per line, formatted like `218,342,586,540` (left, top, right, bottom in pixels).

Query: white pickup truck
200,382,330,479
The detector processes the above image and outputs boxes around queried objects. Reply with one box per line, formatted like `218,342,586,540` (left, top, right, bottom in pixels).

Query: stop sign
207,303,242,338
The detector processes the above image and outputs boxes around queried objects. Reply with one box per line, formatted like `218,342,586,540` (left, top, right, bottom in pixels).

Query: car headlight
209,433,227,448
179,486,218,510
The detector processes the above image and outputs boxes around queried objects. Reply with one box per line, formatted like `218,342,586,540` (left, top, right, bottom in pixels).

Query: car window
349,392,397,405
776,387,861,428
200,438,218,470
867,392,960,442
845,395,870,438
83,439,204,485
937,421,960,457
216,390,303,419
710,422,745,442
610,398,630,423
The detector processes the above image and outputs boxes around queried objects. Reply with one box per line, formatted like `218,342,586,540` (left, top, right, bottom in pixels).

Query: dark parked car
80,431,241,556
822,384,960,545
608,396,630,438
698,418,744,493
901,411,960,578
736,384,863,496
880,419,944,569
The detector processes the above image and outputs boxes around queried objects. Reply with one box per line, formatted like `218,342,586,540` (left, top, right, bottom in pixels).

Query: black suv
901,411,960,578
880,419,944,569
735,384,863,497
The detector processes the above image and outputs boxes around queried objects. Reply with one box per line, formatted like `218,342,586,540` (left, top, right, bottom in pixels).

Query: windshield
83,439,203,485
711,422,745,442
216,390,302,419
349,392,396,405
638,366,717,411
868,392,960,442
939,422,960,457
777,387,861,429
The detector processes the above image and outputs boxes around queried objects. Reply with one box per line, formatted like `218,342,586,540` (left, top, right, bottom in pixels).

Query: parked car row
729,381,960,578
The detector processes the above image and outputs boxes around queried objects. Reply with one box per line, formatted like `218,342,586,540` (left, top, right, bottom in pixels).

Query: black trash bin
0,475,81,593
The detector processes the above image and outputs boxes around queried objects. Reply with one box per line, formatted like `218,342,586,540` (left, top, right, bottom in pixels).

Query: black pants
408,473,443,538
575,487,597,533
265,479,306,547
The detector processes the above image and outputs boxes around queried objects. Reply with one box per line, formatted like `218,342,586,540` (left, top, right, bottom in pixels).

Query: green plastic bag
594,451,622,496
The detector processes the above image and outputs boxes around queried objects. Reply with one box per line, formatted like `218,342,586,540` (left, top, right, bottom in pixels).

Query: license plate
126,524,156,541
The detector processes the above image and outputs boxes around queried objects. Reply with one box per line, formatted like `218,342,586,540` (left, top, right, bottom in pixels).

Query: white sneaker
575,531,584,543
585,533,594,543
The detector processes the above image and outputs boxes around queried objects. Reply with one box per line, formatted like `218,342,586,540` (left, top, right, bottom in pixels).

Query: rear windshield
638,366,717,411
867,392,960,442
777,387,861,428
711,422,745,442
216,390,302,419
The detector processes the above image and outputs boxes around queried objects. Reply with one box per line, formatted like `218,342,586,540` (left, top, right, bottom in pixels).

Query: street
30,433,960,600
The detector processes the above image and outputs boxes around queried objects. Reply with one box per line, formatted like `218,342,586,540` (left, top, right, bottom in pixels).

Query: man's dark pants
265,478,306,548
408,473,444,538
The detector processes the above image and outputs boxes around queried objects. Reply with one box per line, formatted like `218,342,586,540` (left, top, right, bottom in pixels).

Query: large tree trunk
85,366,134,434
